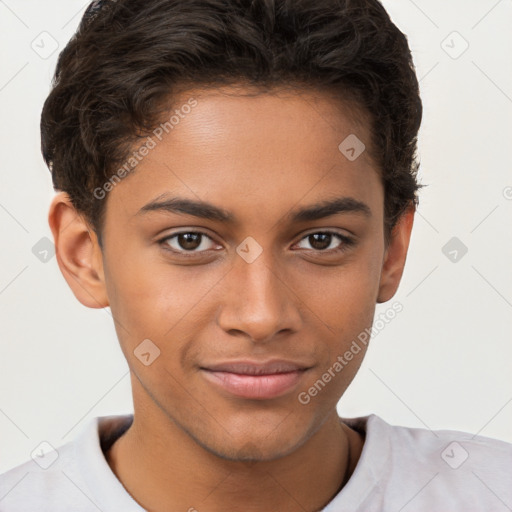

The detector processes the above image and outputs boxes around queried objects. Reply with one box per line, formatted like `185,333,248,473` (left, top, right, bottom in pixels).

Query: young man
1,0,511,510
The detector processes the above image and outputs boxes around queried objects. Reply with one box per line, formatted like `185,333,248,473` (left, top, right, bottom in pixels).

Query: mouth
199,360,311,400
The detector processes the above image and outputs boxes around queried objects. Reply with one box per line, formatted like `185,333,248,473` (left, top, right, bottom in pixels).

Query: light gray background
1,0,511,473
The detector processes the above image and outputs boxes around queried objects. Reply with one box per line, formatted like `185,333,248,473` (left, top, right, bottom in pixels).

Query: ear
377,203,415,303
48,192,109,308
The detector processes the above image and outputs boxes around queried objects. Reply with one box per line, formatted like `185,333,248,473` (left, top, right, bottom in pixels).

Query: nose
216,244,302,344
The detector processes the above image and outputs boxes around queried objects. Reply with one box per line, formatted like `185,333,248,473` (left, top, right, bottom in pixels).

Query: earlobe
48,192,109,309
377,204,415,304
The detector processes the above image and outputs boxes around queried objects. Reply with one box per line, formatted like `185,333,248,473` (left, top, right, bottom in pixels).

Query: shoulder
376,414,512,471
0,434,83,512
341,414,512,511
0,414,139,512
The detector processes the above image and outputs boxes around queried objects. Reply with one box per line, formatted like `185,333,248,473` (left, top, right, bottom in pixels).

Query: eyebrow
137,194,371,223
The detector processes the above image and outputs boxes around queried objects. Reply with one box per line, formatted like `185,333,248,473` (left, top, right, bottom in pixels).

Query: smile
200,360,311,400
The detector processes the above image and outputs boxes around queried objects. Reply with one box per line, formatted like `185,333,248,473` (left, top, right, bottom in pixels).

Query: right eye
158,230,221,257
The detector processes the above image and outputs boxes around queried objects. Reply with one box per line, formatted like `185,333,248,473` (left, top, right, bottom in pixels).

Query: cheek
102,246,223,354
296,263,378,401
298,243,383,374
103,236,178,317
101,243,171,348
301,251,382,325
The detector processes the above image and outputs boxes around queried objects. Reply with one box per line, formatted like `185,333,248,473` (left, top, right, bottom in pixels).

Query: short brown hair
41,0,423,246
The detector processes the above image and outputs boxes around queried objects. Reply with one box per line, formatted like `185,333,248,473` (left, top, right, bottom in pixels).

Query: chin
187,421,313,463
208,437,300,463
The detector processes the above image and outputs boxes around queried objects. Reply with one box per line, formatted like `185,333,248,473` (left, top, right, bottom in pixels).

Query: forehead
106,85,382,227
167,84,374,164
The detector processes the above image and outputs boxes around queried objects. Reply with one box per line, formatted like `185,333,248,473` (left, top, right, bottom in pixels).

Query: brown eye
295,231,355,254
160,231,218,254
176,233,202,250
307,233,333,250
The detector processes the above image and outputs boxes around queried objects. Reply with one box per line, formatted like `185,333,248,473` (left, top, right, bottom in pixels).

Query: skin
48,85,414,512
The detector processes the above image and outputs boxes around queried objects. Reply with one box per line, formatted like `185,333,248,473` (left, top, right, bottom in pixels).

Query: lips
200,359,311,400
203,360,308,375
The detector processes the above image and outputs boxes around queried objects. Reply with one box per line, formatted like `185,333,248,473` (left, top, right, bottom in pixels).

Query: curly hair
41,0,423,246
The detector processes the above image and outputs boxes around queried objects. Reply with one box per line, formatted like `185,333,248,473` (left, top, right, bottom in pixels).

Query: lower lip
201,369,307,400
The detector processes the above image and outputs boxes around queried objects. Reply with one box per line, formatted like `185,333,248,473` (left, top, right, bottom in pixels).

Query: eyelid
298,227,353,240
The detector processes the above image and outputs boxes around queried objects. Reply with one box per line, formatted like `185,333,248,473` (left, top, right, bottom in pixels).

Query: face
53,85,411,461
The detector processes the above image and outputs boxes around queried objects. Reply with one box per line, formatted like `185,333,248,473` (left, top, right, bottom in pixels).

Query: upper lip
201,359,311,375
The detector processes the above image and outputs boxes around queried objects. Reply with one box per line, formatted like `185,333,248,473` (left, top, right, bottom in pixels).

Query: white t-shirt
1,413,511,511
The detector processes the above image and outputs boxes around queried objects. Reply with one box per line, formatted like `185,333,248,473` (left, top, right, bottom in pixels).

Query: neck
105,406,363,512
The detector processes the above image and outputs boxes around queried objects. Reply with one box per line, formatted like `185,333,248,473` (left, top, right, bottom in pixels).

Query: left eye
294,232,352,252
160,230,353,256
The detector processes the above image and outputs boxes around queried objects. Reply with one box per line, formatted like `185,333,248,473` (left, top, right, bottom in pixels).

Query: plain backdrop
0,0,511,473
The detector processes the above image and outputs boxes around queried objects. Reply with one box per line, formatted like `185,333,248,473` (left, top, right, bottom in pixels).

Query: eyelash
158,230,356,258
